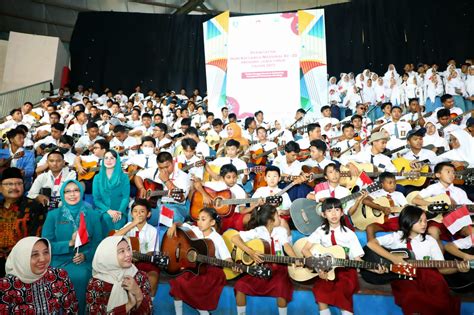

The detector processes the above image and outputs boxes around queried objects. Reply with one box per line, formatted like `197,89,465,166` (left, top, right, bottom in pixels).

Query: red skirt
169,266,227,310
391,268,460,315
221,212,246,232
312,268,359,312
234,264,294,301
374,216,399,232
135,261,161,274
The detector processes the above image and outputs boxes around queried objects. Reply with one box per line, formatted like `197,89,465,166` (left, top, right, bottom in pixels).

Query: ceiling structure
0,0,349,42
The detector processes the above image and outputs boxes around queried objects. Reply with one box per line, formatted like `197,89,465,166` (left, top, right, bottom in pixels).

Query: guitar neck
333,258,385,270
405,259,464,269
182,162,201,172
133,252,157,263
219,198,260,205
148,190,169,198
262,254,304,265
449,205,474,212
197,254,244,270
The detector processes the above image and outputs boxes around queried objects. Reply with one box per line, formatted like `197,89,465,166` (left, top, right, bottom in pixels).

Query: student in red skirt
301,197,384,315
232,204,301,315
368,205,469,314
167,207,234,315
114,199,160,297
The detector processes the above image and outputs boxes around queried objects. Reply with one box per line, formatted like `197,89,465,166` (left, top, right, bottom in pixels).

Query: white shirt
314,184,354,215
332,138,358,157
370,189,407,218
66,123,87,137
124,222,158,253
176,154,204,180
252,186,291,211
418,182,472,205
377,231,444,260
27,168,77,202
204,181,247,213
125,153,158,170
182,223,231,260
196,141,210,158
75,135,104,150
340,150,397,172
137,166,191,203
191,114,207,127
109,136,139,155
240,226,289,255
131,125,154,137
383,121,412,139
210,156,248,184
301,158,334,169
38,151,77,168
272,155,302,176
33,136,59,150
307,226,364,259
402,149,437,166
453,236,473,250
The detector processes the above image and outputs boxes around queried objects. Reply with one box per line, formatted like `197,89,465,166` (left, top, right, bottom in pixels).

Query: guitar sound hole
187,249,197,263
214,197,222,208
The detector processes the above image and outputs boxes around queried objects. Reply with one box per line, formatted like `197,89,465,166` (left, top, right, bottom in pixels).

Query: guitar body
126,164,142,182
222,229,271,280
361,245,413,284
445,248,474,291
350,196,390,230
296,149,310,161
253,172,268,190
406,191,450,223
290,198,323,235
250,148,268,165
339,163,375,189
161,227,215,276
203,164,221,182
301,165,324,188
393,157,430,187
77,161,100,181
190,187,234,220
143,179,164,208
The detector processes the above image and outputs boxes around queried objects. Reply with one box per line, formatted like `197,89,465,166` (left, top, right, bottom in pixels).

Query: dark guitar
142,179,185,208
161,227,272,280
445,248,474,292
128,236,169,269
0,151,25,174
179,156,215,172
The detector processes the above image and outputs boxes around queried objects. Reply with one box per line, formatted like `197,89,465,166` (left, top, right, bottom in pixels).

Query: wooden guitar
142,179,185,208
125,164,143,181
178,156,215,172
128,236,169,269
250,147,277,165
222,230,322,280
290,182,382,235
361,245,474,285
113,144,141,155
0,151,25,174
301,165,325,188
289,238,404,282
161,227,272,280
190,187,283,220
77,160,101,181
393,157,431,187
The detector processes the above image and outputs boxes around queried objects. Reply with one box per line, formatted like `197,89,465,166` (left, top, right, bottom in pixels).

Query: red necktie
135,231,140,238
386,194,395,207
54,174,62,186
330,230,337,246
330,189,335,198
446,190,450,197
270,237,276,255
406,238,412,250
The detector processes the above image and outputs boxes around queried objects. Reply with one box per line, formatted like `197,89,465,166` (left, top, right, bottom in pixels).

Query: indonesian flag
74,212,89,248
355,171,373,189
314,181,330,193
443,205,472,234
160,205,174,227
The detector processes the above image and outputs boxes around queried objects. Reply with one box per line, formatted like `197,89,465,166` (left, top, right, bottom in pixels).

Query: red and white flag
355,171,373,189
314,181,330,193
74,212,89,248
443,205,472,234
160,205,174,227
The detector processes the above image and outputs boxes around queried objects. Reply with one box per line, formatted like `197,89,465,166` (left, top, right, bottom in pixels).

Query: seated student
367,206,468,314
296,123,324,151
135,152,191,224
401,98,425,128
365,172,408,241
375,102,393,126
124,136,158,170
109,125,139,157
86,236,153,314
194,164,258,232
232,205,301,315
176,138,204,180
411,162,473,244
301,139,334,169
33,122,64,155
36,135,77,174
74,122,104,155
383,106,412,140
0,127,35,189
252,166,293,236
93,150,130,235
206,139,249,186
351,114,371,141
184,127,211,158
167,208,232,315
318,105,340,140
153,122,174,154
302,197,381,315
249,126,278,164
74,138,109,194
332,123,361,158
272,141,304,200
27,150,77,210
66,110,88,138
436,108,462,143
114,199,160,297
0,237,79,313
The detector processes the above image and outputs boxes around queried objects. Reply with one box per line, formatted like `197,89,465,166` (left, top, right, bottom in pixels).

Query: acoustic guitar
77,160,101,181
128,236,170,269
178,156,215,172
142,179,185,208
203,165,266,182
0,151,25,174
222,230,321,280
125,164,143,181
288,238,405,282
361,245,474,285
392,157,431,187
161,227,272,280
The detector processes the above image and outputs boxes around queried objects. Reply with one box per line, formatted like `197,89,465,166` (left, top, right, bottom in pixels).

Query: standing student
301,197,381,315
367,206,468,314
232,205,300,315
167,208,232,315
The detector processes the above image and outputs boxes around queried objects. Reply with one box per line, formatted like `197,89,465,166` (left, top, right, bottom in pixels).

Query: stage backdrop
203,10,327,123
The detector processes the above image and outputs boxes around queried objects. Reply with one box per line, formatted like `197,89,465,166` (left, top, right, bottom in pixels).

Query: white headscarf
446,129,474,167
5,237,51,284
422,121,449,151
92,236,138,312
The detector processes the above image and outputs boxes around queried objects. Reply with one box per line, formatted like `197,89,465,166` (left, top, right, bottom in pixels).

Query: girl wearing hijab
422,121,449,152
216,122,249,157
465,66,474,110
446,70,467,111
42,179,102,315
92,150,130,235
86,236,152,314
424,69,444,113
0,237,78,313
433,129,474,168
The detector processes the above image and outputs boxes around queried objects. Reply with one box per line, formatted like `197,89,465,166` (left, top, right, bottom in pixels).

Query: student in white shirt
191,105,207,128
129,113,154,137
74,138,109,194
176,138,204,180
249,127,278,163
318,105,340,140
109,125,139,157
114,199,160,296
74,122,104,155
332,123,360,158
383,106,412,140
34,122,64,154
296,123,324,150
36,135,77,174
184,127,210,158
66,110,88,138
242,117,258,142
124,136,157,170
301,139,334,169
272,141,305,201
206,139,249,185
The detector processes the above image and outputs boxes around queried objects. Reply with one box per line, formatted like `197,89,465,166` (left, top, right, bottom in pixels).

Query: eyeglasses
1,182,23,187
64,189,80,194
104,156,116,160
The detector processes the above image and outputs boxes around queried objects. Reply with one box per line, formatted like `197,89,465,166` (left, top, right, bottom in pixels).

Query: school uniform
234,226,294,301
340,150,397,172
272,155,303,200
176,154,204,180
210,156,247,185
169,223,229,311
109,136,139,156
301,157,334,169
418,182,473,241
308,225,364,312
124,153,158,170
383,121,412,139
332,138,358,157
370,189,407,231
402,149,437,167
124,222,160,274
314,184,354,215
376,231,460,314
249,141,278,163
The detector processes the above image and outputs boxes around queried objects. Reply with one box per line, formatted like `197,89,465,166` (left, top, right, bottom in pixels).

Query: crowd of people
0,59,473,315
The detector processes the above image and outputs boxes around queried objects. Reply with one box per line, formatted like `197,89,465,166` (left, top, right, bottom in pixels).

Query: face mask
59,147,69,154
142,147,154,156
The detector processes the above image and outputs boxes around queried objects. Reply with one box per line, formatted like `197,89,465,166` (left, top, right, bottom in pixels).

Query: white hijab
423,122,449,151
92,236,138,312
466,66,474,96
5,237,51,284
445,129,474,167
